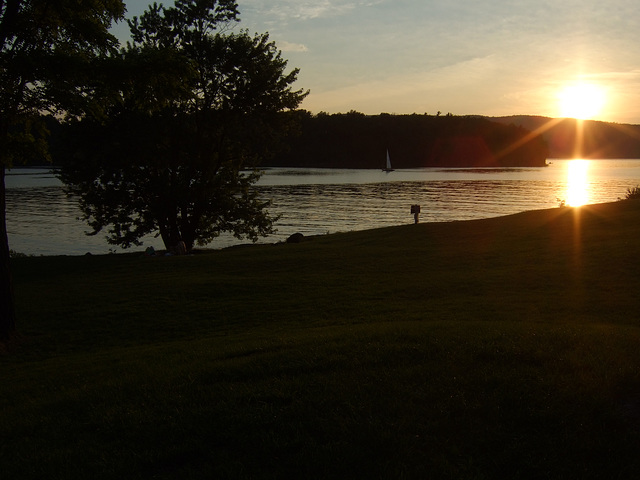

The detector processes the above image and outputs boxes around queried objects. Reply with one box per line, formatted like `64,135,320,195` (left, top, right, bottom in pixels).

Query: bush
625,186,640,200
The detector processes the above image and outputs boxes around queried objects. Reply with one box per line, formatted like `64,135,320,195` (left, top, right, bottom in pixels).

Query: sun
557,83,606,120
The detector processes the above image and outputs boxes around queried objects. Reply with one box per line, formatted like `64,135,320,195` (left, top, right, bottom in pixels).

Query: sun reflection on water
566,159,589,206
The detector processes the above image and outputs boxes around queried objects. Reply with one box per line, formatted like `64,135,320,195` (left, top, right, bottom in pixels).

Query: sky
113,0,640,125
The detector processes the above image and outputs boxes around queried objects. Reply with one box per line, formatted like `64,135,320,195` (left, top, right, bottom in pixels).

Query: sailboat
382,149,394,172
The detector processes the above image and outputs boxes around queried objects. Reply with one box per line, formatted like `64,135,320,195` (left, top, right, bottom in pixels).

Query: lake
6,159,640,256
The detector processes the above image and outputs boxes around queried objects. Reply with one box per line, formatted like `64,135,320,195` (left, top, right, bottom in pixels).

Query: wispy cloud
279,41,309,53
588,69,640,84
241,0,378,22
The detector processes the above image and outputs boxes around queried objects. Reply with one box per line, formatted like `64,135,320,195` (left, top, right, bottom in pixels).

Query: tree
58,0,308,252
0,0,125,341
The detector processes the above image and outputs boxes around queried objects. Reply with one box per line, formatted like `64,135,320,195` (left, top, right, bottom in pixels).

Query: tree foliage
58,0,308,251
0,0,125,341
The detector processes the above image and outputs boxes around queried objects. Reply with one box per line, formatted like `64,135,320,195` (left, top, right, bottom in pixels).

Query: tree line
492,116,640,159
267,111,549,169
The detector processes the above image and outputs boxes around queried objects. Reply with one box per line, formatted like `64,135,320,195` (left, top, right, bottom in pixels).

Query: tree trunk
180,214,197,252
158,218,181,251
0,166,16,341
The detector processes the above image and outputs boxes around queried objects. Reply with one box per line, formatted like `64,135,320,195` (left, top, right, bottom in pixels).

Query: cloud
279,41,309,53
292,1,355,20
588,69,640,84
241,0,377,23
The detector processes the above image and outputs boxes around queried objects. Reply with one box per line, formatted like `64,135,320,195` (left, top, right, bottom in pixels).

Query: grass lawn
3,200,640,479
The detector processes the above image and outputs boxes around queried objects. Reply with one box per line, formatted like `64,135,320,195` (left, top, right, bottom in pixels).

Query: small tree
0,0,125,341
59,0,308,252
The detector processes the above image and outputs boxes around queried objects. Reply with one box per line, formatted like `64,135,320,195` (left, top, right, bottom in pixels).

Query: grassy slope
3,201,640,479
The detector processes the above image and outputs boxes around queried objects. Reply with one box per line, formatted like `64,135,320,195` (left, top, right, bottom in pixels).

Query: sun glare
558,83,606,120
566,159,589,207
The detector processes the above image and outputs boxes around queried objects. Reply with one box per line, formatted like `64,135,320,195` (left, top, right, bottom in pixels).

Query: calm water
6,159,640,256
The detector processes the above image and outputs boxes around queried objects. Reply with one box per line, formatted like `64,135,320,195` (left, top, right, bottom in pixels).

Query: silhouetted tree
0,0,125,341
59,0,308,251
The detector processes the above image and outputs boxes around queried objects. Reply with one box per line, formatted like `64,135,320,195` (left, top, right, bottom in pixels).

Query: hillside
492,115,640,159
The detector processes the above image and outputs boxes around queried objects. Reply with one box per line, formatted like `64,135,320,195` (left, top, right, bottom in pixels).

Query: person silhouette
411,204,420,223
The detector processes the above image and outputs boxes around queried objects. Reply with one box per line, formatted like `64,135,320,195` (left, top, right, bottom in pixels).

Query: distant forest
267,112,550,169
41,112,640,169
491,116,640,160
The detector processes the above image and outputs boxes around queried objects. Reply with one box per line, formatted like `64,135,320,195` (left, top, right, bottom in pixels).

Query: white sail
383,149,394,172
